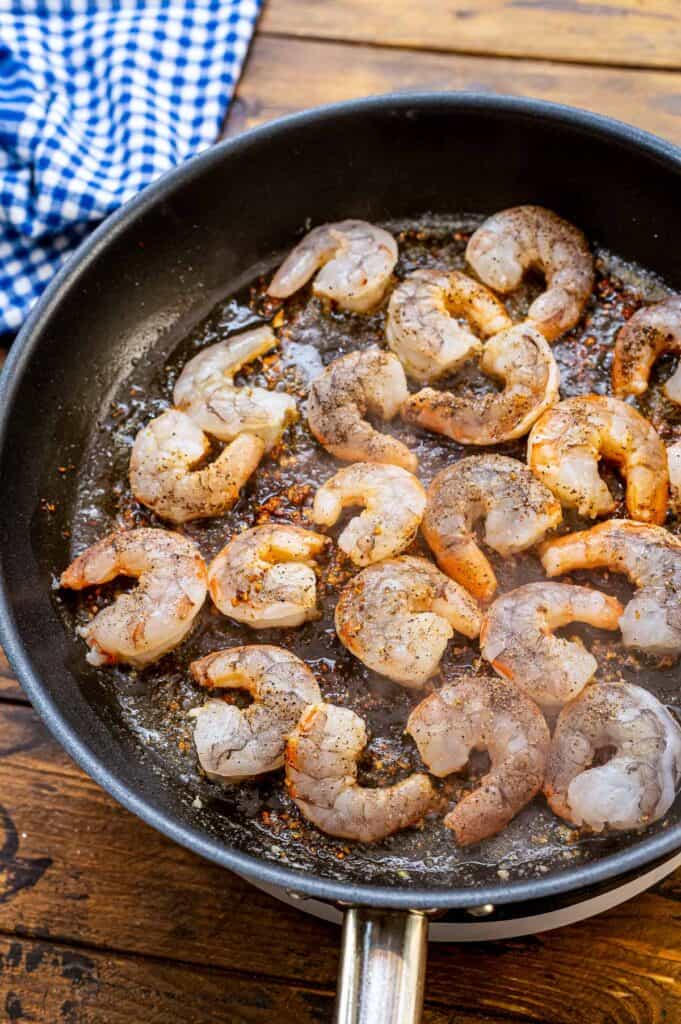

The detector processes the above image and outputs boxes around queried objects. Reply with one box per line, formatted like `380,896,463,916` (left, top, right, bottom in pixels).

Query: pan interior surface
2,95,681,908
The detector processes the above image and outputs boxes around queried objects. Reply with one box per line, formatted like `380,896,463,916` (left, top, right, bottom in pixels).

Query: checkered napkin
0,0,261,335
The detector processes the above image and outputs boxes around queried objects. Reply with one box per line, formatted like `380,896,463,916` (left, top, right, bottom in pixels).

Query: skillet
2,93,681,1022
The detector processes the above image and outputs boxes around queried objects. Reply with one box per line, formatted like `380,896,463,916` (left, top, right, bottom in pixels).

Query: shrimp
385,269,512,383
407,674,550,845
189,645,321,782
465,205,594,341
527,395,669,524
544,682,681,832
285,703,435,842
129,409,264,524
311,462,426,566
60,528,207,667
307,347,416,471
335,556,481,687
173,326,298,450
541,519,681,656
267,220,398,313
612,296,681,403
668,440,681,513
480,582,623,711
423,455,562,602
403,324,559,445
207,524,329,628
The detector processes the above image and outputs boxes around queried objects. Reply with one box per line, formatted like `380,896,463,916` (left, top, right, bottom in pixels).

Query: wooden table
2,2,681,1019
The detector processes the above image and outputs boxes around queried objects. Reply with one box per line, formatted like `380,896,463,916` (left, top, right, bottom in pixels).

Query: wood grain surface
3,0,681,1019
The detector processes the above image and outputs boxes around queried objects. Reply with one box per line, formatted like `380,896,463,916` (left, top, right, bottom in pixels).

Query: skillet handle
333,908,428,1024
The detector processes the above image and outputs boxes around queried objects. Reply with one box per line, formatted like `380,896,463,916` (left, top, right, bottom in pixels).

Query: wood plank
0,934,340,1024
261,0,681,71
0,649,26,705
225,34,681,146
1,703,681,1022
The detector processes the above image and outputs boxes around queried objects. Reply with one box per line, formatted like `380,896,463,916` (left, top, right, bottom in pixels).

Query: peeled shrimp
173,325,297,450
407,674,550,845
423,455,562,602
130,409,264,524
668,440,681,513
285,703,434,842
612,296,681,403
403,324,559,444
385,269,511,383
207,524,328,628
480,582,623,711
527,395,668,524
60,528,207,667
335,555,481,687
267,220,398,313
544,682,681,832
307,346,415,470
311,462,426,566
189,645,321,782
466,205,594,341
541,519,681,656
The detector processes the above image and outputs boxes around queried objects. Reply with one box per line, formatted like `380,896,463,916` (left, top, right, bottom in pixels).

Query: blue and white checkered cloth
0,0,261,335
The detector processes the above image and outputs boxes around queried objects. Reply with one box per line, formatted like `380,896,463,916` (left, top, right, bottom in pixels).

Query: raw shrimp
612,296,681,403
480,582,623,711
544,682,681,832
207,524,329,628
189,645,321,782
466,205,594,341
385,269,511,383
668,440,681,513
407,674,550,845
335,555,481,686
527,395,668,524
60,528,207,667
423,455,562,602
173,325,298,450
541,519,681,656
307,346,416,470
285,703,435,842
311,462,426,566
130,409,264,524
403,324,559,445
267,220,398,313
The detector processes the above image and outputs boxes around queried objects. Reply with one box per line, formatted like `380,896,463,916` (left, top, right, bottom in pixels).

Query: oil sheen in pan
53,215,681,889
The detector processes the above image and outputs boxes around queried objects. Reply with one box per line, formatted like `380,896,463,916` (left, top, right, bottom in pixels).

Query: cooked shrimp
307,347,415,470
311,462,426,566
267,220,398,313
60,528,207,667
544,682,681,832
404,324,559,444
612,296,681,403
173,326,297,450
466,205,594,341
480,582,623,711
335,555,481,687
423,455,562,602
385,269,512,383
668,441,681,513
189,645,321,782
407,674,550,845
285,703,435,842
207,524,328,628
130,409,264,524
527,395,668,524
541,519,681,656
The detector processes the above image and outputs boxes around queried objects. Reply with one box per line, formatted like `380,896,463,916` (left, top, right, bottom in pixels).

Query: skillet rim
2,91,681,911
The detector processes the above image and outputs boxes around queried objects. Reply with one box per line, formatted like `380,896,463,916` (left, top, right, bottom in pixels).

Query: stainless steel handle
333,908,428,1024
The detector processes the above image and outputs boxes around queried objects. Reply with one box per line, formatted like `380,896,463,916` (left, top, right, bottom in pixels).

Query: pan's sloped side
2,94,681,910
